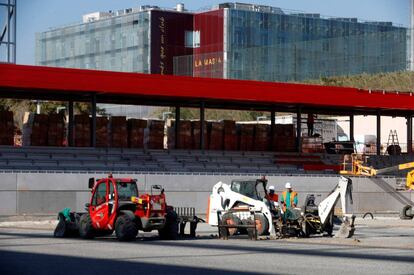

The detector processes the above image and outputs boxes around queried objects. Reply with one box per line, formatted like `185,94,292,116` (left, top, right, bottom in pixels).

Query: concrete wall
0,172,413,216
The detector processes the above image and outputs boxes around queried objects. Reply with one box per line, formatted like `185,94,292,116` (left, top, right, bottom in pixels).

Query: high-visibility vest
266,193,278,202
282,191,297,211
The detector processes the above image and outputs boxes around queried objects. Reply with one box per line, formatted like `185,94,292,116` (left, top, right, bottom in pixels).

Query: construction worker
281,182,298,212
266,185,279,205
307,113,315,137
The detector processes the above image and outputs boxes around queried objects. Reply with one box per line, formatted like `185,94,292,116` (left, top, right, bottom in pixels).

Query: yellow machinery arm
340,154,414,190
406,170,414,190
373,162,414,176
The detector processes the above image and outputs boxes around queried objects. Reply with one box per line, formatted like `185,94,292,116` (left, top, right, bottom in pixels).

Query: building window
185,30,200,48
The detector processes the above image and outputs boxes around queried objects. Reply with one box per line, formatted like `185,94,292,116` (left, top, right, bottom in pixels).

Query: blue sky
15,0,411,65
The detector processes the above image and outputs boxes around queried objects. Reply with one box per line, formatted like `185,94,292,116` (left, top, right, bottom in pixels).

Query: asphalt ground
0,218,413,275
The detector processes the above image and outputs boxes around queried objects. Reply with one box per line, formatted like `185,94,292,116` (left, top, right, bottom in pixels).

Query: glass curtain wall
174,9,407,82
35,11,151,73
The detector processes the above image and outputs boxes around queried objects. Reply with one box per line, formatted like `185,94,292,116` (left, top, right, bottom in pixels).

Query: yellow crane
340,154,414,220
340,153,414,190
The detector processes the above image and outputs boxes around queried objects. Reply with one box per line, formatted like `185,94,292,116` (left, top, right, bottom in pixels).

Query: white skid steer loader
207,178,277,239
207,176,355,239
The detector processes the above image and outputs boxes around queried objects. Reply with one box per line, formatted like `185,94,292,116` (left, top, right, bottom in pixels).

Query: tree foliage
305,71,414,92
0,99,106,129
151,107,268,121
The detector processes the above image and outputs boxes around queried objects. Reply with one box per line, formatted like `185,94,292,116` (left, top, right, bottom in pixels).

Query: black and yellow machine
340,153,414,220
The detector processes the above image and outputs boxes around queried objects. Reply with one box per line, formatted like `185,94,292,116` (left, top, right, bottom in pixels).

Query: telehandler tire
79,213,95,239
115,212,138,241
158,208,179,240
54,214,67,238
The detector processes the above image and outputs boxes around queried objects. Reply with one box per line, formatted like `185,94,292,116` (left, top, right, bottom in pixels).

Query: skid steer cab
56,174,179,241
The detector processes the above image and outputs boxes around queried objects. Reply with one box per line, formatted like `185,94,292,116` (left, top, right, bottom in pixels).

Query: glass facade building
35,7,193,75
36,11,151,73
174,3,408,82
36,3,408,83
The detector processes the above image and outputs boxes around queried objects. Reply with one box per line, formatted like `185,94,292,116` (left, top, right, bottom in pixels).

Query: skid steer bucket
334,216,355,238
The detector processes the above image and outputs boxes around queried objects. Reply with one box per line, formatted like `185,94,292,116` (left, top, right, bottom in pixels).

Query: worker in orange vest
280,182,298,212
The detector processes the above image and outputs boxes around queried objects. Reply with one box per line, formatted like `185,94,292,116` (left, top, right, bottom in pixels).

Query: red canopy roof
0,64,412,115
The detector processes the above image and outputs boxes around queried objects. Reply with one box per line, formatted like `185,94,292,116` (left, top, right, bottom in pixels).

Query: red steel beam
1,64,413,111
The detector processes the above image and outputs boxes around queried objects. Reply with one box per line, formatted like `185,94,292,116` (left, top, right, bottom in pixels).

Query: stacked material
223,120,237,151
74,114,91,147
208,121,224,150
302,136,324,153
31,114,49,146
128,119,146,148
110,116,127,148
254,124,269,151
47,114,65,146
96,117,109,147
167,120,192,149
191,120,208,150
0,111,14,145
238,123,254,151
272,124,296,152
147,120,164,149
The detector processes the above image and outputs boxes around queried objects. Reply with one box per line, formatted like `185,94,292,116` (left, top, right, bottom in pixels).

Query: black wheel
324,222,333,237
158,208,179,240
54,214,67,238
324,212,334,237
362,212,374,219
400,205,414,220
79,213,95,239
242,219,256,240
254,214,269,236
115,212,138,241
301,221,310,238
221,213,242,236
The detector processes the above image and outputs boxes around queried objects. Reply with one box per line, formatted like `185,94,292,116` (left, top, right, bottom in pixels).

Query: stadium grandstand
1,63,414,215
1,63,414,173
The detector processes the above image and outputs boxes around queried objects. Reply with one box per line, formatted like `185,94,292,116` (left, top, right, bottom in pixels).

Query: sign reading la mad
194,56,222,68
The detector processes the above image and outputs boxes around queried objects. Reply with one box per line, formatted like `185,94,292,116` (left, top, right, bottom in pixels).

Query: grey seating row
0,146,337,174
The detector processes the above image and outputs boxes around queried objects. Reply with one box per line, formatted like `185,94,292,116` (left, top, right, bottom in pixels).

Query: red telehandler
54,174,178,241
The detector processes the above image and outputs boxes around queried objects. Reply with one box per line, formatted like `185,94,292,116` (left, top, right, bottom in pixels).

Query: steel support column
68,100,74,147
91,94,97,147
7,0,10,62
175,106,180,149
270,109,275,150
376,111,381,155
200,101,205,150
296,107,302,152
12,0,16,63
349,114,354,141
407,115,413,154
